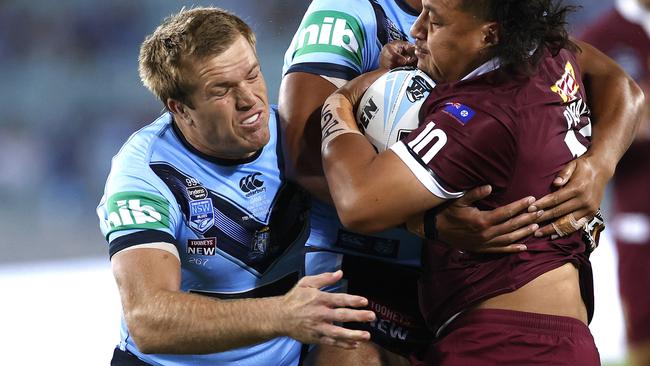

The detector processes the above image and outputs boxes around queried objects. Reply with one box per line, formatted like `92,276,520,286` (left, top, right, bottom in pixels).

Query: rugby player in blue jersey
97,7,375,366
280,0,645,365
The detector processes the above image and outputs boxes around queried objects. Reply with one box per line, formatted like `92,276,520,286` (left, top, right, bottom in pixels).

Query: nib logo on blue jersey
189,199,215,234
239,172,266,197
443,102,475,125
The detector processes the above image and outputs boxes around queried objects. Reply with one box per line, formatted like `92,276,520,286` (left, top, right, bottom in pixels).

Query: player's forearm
577,40,645,174
126,289,285,354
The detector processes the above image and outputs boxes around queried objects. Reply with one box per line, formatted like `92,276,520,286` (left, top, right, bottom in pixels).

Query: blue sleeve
282,0,381,80
97,165,182,255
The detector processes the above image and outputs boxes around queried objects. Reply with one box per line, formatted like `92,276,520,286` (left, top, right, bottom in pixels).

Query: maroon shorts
425,309,600,366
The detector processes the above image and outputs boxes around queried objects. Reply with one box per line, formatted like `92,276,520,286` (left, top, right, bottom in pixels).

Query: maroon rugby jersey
390,49,594,333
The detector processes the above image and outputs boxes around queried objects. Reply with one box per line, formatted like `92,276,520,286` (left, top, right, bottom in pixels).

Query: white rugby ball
356,67,436,152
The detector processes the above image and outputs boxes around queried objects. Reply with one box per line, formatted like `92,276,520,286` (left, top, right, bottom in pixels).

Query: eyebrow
210,63,260,88
424,3,441,19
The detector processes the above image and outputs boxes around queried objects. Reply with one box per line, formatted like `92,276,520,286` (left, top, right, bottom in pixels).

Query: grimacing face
172,35,270,160
410,0,496,84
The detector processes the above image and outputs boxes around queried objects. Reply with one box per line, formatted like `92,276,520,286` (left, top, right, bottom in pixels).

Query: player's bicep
111,246,182,308
326,133,445,232
574,39,625,83
279,72,340,163
369,149,447,220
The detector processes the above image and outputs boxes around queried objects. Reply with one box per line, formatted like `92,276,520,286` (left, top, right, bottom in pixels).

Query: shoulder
300,0,377,23
282,0,380,78
109,114,172,177
103,113,177,208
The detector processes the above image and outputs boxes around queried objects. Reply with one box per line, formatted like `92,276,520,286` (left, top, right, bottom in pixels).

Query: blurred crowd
0,0,614,263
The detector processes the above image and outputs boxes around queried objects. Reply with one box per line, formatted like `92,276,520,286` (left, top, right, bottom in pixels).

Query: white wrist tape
321,94,362,151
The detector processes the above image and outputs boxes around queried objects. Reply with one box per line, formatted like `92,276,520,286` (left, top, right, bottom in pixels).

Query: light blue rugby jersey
97,107,309,366
282,0,422,266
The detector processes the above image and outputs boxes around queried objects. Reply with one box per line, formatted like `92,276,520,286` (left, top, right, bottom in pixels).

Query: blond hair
138,7,256,107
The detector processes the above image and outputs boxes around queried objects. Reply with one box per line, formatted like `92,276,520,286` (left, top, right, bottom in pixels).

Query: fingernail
531,224,539,231
534,231,543,237
551,234,558,240
518,245,527,251
528,205,538,212
554,177,564,185
537,210,544,216
527,197,535,204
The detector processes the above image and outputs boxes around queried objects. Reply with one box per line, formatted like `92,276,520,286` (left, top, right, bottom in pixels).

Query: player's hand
435,185,543,253
336,69,388,108
529,154,610,238
379,40,416,70
279,271,375,349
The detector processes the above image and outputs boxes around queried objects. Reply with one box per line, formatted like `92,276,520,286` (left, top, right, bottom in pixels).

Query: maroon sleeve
391,100,516,197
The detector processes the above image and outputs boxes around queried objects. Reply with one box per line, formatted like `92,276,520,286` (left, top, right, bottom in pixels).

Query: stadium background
0,0,632,364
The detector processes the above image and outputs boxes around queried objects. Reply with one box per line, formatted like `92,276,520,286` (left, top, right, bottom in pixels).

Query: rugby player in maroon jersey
318,0,646,364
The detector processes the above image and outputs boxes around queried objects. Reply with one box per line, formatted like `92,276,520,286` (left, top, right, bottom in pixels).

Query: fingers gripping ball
355,67,436,152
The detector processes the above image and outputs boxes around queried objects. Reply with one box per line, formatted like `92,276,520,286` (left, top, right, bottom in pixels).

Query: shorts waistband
444,309,591,338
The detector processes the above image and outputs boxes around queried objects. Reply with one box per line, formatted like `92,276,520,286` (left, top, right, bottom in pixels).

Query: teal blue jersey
97,107,309,366
283,0,421,266
283,0,418,80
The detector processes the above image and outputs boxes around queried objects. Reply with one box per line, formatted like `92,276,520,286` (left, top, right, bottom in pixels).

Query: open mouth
241,113,260,125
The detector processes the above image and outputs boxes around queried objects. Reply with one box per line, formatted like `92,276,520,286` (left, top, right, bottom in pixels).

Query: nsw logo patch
442,102,475,125
189,199,215,234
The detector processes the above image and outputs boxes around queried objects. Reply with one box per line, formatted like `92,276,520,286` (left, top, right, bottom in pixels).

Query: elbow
124,308,168,354
335,196,387,234
630,79,647,130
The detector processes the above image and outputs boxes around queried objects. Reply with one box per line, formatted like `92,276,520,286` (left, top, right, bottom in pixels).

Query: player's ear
167,98,194,126
481,22,499,48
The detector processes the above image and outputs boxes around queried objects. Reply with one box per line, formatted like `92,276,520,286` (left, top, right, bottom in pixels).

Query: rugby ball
356,67,436,152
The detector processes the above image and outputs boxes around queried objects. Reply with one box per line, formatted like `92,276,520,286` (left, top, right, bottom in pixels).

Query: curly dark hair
461,0,579,73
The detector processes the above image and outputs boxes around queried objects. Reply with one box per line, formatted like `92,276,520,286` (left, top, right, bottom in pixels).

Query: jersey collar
461,57,502,81
393,0,420,17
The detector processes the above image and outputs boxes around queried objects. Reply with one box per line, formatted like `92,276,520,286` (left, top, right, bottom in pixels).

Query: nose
410,9,426,41
236,83,256,111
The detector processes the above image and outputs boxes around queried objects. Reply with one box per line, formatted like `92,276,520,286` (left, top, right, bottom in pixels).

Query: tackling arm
530,40,646,234
320,80,446,233
577,39,645,171
112,247,374,354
